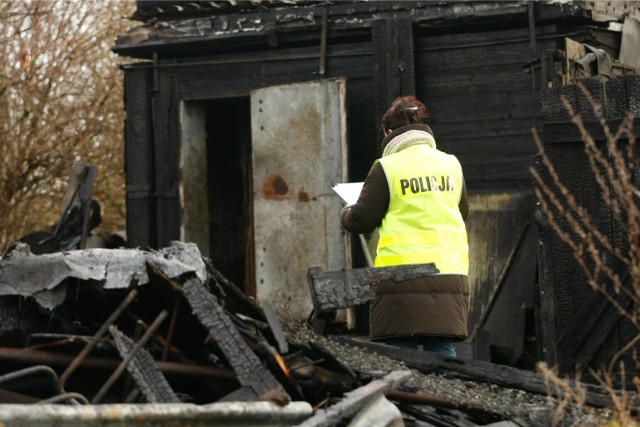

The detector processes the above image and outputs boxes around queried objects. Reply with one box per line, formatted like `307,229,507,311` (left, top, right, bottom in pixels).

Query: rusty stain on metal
297,188,316,202
263,174,289,199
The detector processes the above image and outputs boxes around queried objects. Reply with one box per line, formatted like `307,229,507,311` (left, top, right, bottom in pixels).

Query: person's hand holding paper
332,182,364,206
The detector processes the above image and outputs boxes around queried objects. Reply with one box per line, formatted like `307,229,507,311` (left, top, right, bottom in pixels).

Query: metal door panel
251,79,349,320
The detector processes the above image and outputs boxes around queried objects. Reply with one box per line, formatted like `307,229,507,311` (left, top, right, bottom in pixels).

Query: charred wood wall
125,67,156,248
121,5,591,248
535,75,640,379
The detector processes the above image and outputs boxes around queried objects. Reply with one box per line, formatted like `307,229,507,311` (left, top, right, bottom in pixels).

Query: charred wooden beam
308,264,438,313
92,311,169,403
469,222,531,342
543,119,640,144
336,337,613,409
183,278,290,404
110,327,180,403
307,264,438,332
115,2,578,58
372,16,415,142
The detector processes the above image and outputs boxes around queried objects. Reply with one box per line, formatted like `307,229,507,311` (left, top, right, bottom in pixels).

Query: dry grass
0,0,136,251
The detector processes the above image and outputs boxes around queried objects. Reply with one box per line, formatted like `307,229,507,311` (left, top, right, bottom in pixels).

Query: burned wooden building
112,0,640,375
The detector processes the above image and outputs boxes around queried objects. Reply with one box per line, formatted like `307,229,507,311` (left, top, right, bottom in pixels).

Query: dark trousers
385,336,457,357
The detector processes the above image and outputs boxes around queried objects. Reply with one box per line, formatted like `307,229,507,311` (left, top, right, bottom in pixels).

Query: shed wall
120,5,598,359
536,75,640,378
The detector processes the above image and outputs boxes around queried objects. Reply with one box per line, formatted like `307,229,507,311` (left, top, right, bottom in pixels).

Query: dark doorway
204,97,254,296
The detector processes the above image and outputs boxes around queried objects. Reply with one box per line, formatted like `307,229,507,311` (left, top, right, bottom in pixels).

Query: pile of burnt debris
0,241,622,426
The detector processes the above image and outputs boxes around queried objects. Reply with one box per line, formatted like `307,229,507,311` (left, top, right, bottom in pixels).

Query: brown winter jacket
340,124,470,340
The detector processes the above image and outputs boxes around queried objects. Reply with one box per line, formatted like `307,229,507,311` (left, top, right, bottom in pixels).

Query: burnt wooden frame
536,75,640,377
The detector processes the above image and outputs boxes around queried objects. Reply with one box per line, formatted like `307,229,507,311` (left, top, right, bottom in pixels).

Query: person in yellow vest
340,96,469,357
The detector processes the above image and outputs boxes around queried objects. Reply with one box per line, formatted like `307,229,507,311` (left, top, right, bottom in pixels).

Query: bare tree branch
0,0,135,250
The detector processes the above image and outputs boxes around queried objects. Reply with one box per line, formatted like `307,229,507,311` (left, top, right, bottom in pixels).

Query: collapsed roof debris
0,243,628,425
0,241,206,310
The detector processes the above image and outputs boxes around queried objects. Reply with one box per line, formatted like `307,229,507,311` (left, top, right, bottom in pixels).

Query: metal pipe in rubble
60,289,138,388
0,347,236,381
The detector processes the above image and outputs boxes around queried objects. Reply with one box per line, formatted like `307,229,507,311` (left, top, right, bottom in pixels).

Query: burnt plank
110,327,180,403
307,264,439,313
543,119,640,144
153,67,181,247
124,66,155,248
338,337,612,409
458,160,533,183
532,154,560,367
177,62,261,100
427,90,532,120
477,222,537,366
182,278,289,403
118,2,571,58
372,17,415,141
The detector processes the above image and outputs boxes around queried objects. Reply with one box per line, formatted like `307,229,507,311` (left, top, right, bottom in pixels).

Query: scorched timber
307,263,439,313
338,338,613,409
183,278,289,404
110,327,180,403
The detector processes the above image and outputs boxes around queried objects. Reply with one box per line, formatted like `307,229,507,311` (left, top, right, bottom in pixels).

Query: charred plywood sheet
251,79,349,320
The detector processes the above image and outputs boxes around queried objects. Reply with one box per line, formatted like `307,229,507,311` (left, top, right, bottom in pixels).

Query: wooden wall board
414,26,561,188
124,67,156,248
537,76,640,377
153,67,182,247
372,16,415,141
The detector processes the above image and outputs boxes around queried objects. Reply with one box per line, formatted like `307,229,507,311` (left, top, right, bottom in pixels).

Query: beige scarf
382,130,436,157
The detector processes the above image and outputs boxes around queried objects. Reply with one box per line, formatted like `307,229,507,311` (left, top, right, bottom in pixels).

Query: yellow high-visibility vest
376,144,469,275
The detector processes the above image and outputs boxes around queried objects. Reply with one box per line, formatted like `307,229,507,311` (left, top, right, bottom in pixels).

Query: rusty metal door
251,79,349,320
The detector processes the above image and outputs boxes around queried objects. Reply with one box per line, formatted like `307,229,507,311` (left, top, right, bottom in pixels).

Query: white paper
332,182,364,205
